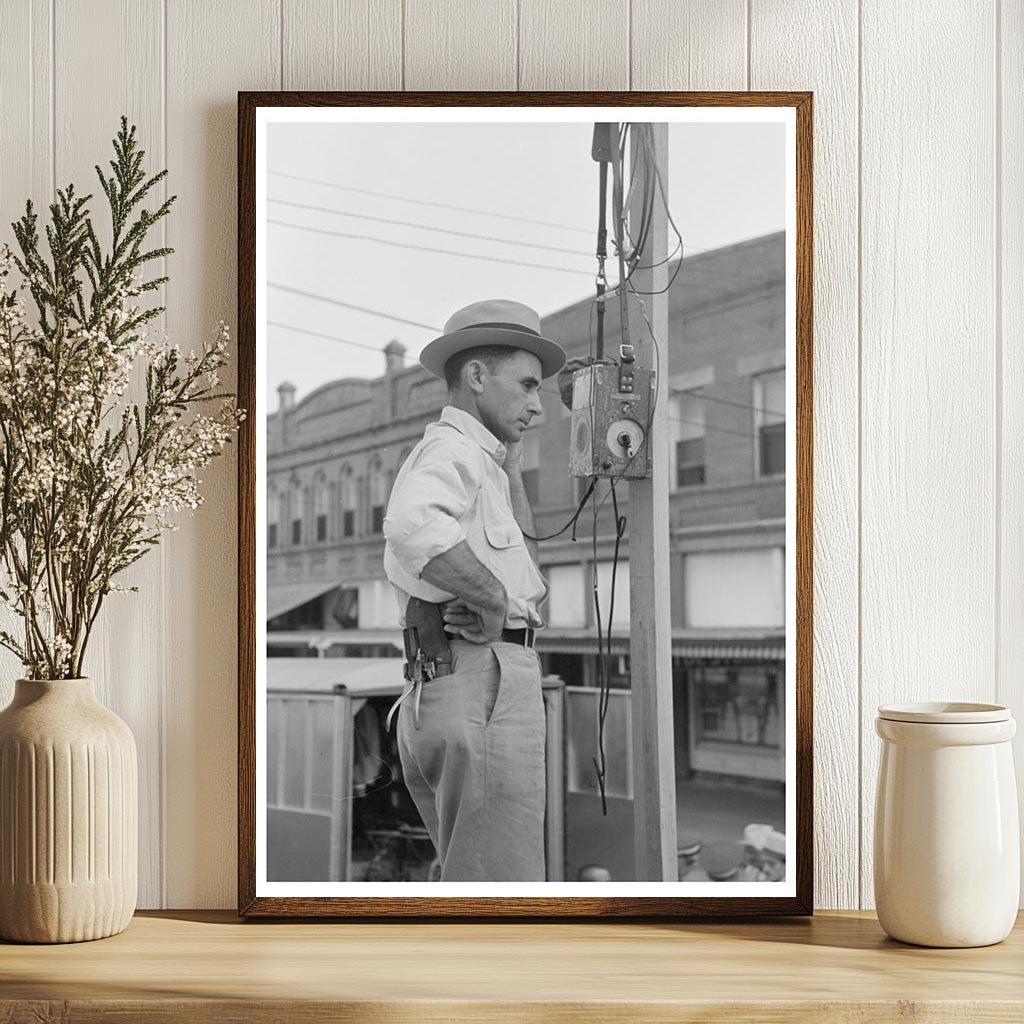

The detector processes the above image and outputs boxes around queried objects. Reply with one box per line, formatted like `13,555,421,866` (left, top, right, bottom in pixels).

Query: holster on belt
402,597,453,683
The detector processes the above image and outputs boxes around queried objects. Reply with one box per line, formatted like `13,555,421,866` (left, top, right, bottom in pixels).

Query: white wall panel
53,0,167,909
283,0,402,90
859,0,997,908
750,0,860,910
631,0,746,91
0,0,1018,910
164,0,279,908
404,0,516,90
519,0,628,90
1000,0,1024,900
0,0,53,697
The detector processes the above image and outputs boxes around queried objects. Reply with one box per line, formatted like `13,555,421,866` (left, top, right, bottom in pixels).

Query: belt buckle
525,627,535,648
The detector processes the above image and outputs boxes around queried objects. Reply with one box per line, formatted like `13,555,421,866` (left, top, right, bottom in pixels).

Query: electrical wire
522,477,596,542
268,284,441,331
267,320,408,359
668,416,761,440
269,168,595,235
268,197,594,258
681,391,780,417
268,219,595,278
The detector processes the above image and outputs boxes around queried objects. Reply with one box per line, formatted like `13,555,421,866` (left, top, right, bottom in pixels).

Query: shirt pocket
484,519,521,550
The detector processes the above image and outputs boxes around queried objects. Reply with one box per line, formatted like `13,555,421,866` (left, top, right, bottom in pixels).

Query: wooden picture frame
238,91,813,917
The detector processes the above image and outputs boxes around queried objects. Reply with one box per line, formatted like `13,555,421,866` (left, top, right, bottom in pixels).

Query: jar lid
877,701,1011,724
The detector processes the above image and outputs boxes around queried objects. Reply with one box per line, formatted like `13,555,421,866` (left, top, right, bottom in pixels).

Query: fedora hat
419,299,567,380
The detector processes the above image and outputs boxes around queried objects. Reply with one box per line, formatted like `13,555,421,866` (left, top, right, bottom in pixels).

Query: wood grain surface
750,0,860,914
858,1,998,910
1000,0,1024,905
0,0,1020,914
1,910,1023,1022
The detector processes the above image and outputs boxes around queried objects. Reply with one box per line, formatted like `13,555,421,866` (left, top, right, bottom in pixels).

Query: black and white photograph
241,96,810,913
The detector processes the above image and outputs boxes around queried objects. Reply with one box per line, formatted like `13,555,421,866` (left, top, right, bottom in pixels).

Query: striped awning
536,629,785,662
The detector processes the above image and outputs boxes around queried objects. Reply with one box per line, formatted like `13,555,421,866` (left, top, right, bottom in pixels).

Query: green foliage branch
0,117,244,679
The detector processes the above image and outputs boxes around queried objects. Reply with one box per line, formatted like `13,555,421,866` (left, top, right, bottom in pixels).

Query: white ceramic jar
874,702,1019,947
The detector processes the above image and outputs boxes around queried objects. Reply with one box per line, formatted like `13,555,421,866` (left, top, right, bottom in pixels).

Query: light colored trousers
397,639,547,882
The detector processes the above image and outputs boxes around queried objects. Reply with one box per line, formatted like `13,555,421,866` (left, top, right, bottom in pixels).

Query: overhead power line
268,320,408,359
269,168,595,235
268,219,596,278
269,284,441,331
268,196,593,257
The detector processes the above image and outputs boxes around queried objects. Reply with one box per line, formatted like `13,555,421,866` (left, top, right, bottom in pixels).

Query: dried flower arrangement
0,117,243,679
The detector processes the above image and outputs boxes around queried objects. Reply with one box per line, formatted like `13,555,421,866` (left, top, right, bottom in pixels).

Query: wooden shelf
2,910,1022,1022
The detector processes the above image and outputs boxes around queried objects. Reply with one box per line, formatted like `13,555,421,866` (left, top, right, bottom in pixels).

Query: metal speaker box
568,363,654,479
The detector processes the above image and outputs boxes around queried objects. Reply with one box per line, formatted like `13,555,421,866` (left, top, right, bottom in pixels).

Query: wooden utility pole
626,123,678,881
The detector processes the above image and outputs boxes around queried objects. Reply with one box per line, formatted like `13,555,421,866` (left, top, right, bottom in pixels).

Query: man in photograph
383,298,566,882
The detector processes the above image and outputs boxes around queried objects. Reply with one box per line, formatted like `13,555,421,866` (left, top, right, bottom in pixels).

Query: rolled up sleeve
383,447,475,579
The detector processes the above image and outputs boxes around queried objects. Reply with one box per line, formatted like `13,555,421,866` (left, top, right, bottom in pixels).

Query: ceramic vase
0,677,137,943
874,701,1019,948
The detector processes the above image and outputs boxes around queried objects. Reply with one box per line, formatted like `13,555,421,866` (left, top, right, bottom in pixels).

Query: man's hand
441,598,505,644
420,541,508,645
502,439,523,474
557,356,616,410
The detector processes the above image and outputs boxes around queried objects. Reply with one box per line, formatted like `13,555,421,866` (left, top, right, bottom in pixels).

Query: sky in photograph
266,120,785,406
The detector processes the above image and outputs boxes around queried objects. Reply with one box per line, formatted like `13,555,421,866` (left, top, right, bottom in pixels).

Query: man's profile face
474,349,545,444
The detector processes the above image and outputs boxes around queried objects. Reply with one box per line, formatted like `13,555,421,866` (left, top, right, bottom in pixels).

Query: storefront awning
267,581,338,619
536,629,785,662
266,629,404,654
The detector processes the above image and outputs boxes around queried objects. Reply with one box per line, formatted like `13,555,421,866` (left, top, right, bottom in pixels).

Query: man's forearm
420,541,507,614
504,468,539,565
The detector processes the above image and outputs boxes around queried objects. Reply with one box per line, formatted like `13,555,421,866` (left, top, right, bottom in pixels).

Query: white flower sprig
0,118,244,680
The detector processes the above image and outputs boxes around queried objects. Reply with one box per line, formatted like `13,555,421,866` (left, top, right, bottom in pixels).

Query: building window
340,467,356,538
690,665,782,750
290,483,304,546
268,485,279,549
683,548,784,629
369,460,386,535
314,475,328,543
670,390,706,489
522,431,541,504
754,370,786,477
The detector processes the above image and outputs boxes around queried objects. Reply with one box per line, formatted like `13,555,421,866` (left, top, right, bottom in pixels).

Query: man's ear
464,358,487,394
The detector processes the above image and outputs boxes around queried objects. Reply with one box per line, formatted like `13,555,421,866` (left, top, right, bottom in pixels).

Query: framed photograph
238,91,812,917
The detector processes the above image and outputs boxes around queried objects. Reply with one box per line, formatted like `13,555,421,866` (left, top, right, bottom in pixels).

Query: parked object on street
874,702,1020,948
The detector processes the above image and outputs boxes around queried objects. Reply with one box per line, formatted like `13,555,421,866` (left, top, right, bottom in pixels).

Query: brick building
267,231,787,788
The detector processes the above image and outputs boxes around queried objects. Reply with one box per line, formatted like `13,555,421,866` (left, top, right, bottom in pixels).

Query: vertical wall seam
400,0,405,90
50,0,55,197
994,0,1003,707
627,0,632,90
752,0,757,89
515,0,520,90
159,0,169,911
856,0,865,909
29,0,34,190
279,0,284,91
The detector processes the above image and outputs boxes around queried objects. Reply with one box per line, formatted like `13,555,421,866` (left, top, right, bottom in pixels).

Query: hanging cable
268,196,594,257
268,284,441,330
268,219,594,278
522,476,596,543
269,168,594,234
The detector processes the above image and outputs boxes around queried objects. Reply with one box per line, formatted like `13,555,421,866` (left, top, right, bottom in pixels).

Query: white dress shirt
383,405,547,629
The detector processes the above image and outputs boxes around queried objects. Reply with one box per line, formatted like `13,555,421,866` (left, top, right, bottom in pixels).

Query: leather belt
501,627,536,647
